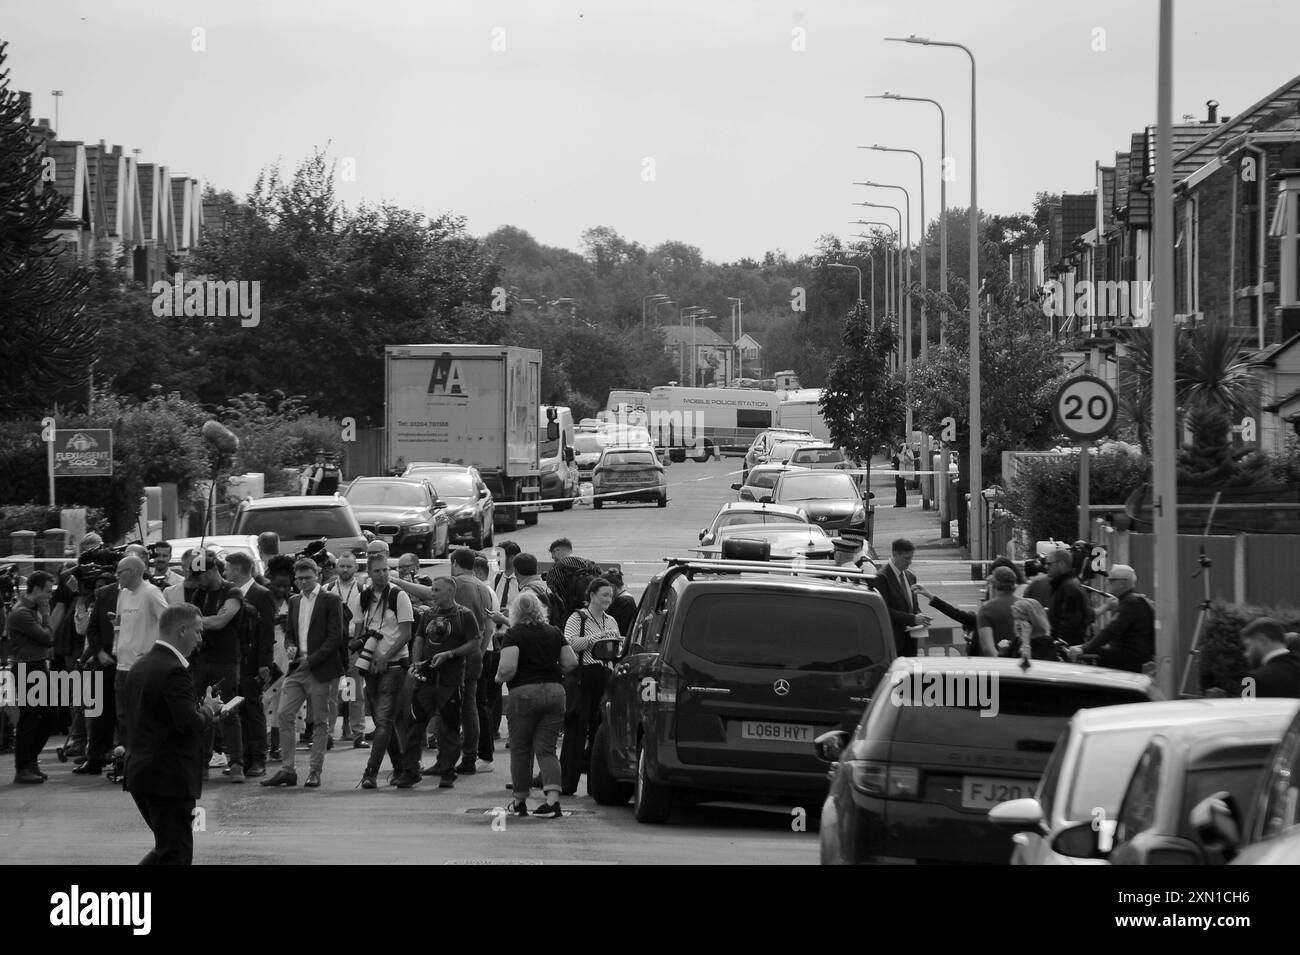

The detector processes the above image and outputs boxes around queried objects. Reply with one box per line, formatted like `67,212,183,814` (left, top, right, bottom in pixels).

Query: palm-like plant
1177,322,1259,421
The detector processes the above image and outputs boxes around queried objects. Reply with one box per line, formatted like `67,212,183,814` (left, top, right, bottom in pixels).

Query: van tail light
849,761,920,800
654,663,678,710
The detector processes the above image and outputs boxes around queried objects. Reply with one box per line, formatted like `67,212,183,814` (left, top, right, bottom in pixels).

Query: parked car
698,501,810,546
989,699,1290,865
786,443,851,471
585,555,887,823
743,428,815,482
231,495,368,561
401,464,494,548
815,658,1162,865
342,476,450,558
1207,701,1300,864
732,463,804,503
1046,699,1298,865
766,438,819,465
693,522,836,561
573,431,609,482
165,535,265,579
767,469,869,536
592,446,667,509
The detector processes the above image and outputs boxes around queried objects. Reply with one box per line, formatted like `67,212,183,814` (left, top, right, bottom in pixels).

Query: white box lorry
384,344,543,531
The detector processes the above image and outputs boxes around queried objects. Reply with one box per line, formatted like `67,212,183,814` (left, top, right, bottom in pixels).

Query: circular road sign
1054,375,1118,442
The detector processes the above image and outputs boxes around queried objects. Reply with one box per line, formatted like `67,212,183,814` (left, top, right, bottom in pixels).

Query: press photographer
355,554,414,789
400,576,479,790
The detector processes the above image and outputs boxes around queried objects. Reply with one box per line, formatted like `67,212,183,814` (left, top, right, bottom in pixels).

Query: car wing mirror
699,528,709,541
813,729,849,762
1050,820,1105,859
589,638,622,662
987,797,1046,832
739,489,756,501
730,483,742,491
758,494,773,504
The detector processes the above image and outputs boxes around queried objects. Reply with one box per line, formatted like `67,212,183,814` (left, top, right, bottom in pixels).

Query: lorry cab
539,405,578,511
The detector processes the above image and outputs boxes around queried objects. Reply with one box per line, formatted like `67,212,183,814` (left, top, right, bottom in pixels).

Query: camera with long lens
73,545,124,590
352,629,384,672
295,539,330,563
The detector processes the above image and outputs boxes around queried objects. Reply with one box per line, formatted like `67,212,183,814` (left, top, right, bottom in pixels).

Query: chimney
1206,99,1220,124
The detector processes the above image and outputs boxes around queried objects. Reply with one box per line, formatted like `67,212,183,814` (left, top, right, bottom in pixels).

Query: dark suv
815,658,1162,864
585,556,891,824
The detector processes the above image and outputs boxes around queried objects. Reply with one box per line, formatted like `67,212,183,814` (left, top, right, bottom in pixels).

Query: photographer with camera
356,554,415,789
166,549,246,781
148,542,184,589
400,576,479,790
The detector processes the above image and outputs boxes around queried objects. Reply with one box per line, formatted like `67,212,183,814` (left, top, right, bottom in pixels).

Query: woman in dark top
497,589,578,817
604,569,638,637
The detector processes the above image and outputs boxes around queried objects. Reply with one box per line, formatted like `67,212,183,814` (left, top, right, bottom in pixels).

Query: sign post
1053,375,1118,547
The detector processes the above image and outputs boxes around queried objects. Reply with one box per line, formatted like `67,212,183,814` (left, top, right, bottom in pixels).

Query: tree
821,306,904,489
0,40,95,414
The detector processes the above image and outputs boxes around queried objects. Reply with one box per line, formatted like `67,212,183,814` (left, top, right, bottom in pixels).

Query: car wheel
656,494,667,508
633,742,672,824
692,440,712,463
593,496,603,510
522,507,539,525
587,724,633,805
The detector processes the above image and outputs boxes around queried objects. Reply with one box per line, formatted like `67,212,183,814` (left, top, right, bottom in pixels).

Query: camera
353,630,384,672
73,546,124,590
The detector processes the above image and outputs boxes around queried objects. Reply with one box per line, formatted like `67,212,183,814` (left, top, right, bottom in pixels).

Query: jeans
460,652,482,762
560,664,611,794
14,661,55,771
364,664,407,775
403,679,459,777
193,660,243,767
276,664,333,774
506,682,565,797
334,664,365,739
477,650,502,759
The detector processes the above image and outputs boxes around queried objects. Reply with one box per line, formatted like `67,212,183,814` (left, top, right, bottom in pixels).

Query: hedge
1196,600,1300,696
1002,444,1148,543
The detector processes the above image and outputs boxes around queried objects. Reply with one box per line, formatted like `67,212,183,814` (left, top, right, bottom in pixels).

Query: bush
218,393,342,495
1003,443,1148,543
1197,601,1300,696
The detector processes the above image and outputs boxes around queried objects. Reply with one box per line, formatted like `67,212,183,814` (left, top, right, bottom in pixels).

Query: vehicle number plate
741,721,815,743
960,776,1035,809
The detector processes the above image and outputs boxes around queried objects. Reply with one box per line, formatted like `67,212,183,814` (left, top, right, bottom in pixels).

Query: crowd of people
1,530,636,862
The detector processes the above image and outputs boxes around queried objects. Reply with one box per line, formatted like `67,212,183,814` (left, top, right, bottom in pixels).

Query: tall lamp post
867,92,948,329
849,222,898,326
862,148,927,360
855,182,912,370
853,199,906,374
652,298,675,326
887,33,981,562
50,90,63,135
846,243,877,328
827,263,863,307
727,296,744,384
642,293,669,329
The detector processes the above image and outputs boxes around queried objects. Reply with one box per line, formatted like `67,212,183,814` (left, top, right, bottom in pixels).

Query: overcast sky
5,0,1296,261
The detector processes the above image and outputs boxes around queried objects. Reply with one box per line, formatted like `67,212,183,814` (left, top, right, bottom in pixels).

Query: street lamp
852,201,906,369
642,293,669,329
886,33,981,562
50,90,63,135
842,248,876,328
827,263,863,307
849,222,898,324
855,181,912,373
727,296,744,386
862,147,928,360
867,93,948,318
652,298,675,326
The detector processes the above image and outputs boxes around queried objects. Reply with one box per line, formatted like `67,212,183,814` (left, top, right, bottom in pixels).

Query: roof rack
663,557,877,583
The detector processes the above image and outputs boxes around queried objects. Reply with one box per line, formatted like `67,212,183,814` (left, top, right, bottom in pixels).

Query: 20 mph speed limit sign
1054,375,1117,441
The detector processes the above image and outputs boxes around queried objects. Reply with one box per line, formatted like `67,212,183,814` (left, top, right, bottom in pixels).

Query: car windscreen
237,507,356,540
878,682,1152,750
748,470,785,490
1065,728,1157,821
345,483,426,508
574,434,606,454
602,451,655,467
791,448,845,465
419,472,473,498
775,472,857,501
717,512,807,529
677,593,886,672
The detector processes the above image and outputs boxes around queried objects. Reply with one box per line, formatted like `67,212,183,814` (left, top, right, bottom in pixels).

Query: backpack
526,581,568,630
358,585,402,627
547,556,601,619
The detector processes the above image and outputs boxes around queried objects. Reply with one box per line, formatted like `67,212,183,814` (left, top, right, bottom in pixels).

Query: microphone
202,420,240,456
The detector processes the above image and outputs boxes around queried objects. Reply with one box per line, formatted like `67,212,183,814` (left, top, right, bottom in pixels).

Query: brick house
660,324,736,387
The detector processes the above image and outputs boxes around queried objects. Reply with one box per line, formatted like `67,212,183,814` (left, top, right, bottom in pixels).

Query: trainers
268,748,282,762
353,737,370,749
394,771,420,789
245,762,267,778
228,763,245,783
208,753,227,768
476,759,495,773
532,802,563,818
361,771,378,790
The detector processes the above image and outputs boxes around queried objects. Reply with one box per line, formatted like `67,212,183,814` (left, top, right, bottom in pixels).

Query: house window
1270,178,1300,307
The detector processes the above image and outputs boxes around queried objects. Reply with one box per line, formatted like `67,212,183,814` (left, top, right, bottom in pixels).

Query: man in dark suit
124,603,223,864
224,552,276,778
870,538,932,658
262,557,345,788
1243,617,1300,698
77,578,120,775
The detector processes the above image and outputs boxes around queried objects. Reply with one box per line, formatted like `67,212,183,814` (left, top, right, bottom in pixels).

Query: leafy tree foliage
821,306,904,475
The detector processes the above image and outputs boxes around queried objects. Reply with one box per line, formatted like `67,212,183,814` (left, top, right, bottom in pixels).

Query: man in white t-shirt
357,554,415,788
113,556,169,750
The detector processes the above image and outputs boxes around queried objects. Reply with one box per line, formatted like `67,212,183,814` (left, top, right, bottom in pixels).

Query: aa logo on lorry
427,356,467,396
